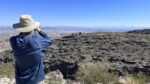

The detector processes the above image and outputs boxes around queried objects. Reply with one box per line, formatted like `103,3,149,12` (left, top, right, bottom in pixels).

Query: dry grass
76,62,150,84
0,63,15,77
76,62,119,84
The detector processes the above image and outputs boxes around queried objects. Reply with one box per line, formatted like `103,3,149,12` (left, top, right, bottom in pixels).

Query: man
10,15,52,84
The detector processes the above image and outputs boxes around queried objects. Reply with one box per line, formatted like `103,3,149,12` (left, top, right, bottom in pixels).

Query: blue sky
0,0,150,27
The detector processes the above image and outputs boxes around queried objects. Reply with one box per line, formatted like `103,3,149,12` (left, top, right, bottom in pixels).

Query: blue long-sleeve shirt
10,31,52,84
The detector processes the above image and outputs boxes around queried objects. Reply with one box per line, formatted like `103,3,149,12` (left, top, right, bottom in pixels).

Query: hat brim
13,22,40,32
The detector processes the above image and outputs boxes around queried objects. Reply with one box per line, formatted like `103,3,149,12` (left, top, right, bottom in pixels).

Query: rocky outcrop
0,50,13,64
0,76,15,84
1,32,150,79
0,70,66,84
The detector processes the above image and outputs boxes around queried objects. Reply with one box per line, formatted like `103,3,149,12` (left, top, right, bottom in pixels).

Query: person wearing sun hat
10,14,52,84
13,15,41,33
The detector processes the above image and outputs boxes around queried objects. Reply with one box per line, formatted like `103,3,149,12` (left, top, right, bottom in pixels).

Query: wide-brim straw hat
13,14,40,32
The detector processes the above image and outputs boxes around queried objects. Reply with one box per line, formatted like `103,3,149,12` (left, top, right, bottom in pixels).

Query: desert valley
0,27,150,84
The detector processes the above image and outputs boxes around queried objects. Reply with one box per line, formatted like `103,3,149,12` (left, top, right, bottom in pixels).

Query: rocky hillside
127,29,150,34
0,32,150,81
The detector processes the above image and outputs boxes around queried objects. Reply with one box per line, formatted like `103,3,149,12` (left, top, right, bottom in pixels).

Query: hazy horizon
0,25,150,32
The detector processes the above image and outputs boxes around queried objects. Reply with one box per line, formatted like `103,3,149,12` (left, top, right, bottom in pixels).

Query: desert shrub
83,70,118,84
76,62,150,84
76,62,119,84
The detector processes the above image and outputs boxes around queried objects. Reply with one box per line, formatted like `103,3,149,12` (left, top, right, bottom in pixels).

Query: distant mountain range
42,26,150,32
0,25,150,32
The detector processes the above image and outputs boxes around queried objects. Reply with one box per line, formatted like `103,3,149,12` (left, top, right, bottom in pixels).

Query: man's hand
34,27,41,32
